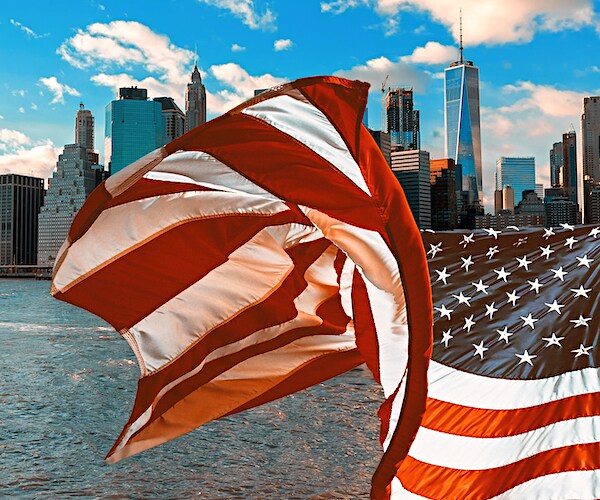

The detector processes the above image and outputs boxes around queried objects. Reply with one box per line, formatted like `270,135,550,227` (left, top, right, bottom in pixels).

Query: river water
0,280,381,499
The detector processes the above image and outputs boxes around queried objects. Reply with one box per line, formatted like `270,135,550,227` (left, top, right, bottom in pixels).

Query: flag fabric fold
51,76,432,499
394,226,600,499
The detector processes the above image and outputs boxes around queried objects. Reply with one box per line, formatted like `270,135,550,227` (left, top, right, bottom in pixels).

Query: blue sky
1,0,600,210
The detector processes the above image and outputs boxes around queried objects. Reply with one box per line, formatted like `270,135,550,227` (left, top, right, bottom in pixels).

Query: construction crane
381,75,389,133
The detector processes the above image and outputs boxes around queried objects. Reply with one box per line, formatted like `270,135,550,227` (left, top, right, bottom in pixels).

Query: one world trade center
444,22,482,206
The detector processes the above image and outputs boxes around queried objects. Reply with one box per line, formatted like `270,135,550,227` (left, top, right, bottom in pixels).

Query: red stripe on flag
56,210,308,330
126,238,339,421
398,442,600,499
422,392,600,438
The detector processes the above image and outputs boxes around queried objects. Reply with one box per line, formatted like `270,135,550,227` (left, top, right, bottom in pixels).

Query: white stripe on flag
428,361,600,409
243,95,372,196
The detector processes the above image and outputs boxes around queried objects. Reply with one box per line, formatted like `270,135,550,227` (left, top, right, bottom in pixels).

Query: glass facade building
105,88,166,175
386,87,420,150
495,157,536,206
445,61,482,205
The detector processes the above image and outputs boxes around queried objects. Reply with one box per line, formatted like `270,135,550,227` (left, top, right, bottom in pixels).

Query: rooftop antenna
381,74,389,133
459,9,464,64
194,44,198,68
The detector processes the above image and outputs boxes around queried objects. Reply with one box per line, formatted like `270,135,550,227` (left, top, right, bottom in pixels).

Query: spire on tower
459,9,463,65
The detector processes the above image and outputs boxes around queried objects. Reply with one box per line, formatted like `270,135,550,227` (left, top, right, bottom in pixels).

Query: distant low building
430,158,457,230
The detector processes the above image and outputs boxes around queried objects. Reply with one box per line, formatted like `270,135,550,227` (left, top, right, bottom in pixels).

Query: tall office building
391,149,431,229
444,25,482,205
185,63,207,132
105,87,166,175
368,129,391,165
0,174,44,265
75,103,94,152
562,128,578,206
549,141,563,188
502,185,515,214
581,97,600,222
154,97,185,142
386,87,420,150
38,144,99,266
430,158,457,230
495,157,535,205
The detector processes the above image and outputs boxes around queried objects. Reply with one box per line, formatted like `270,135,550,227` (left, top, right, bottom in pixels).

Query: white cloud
0,115,4,120
208,63,286,113
335,55,430,94
58,21,194,104
12,89,26,97
18,107,25,113
197,0,276,30
321,0,369,14
329,0,595,45
0,129,30,147
231,43,246,52
31,103,38,110
274,39,293,51
10,19,48,39
39,76,80,104
401,41,457,65
0,140,60,180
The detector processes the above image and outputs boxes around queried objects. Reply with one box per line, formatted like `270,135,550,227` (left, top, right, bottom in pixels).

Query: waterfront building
444,30,482,205
475,212,544,230
495,157,535,206
185,63,207,132
0,174,45,265
386,87,420,150
75,103,94,152
502,185,515,214
549,141,563,188
154,97,185,142
430,158,457,230
105,87,166,175
37,144,99,266
368,129,391,165
391,149,431,229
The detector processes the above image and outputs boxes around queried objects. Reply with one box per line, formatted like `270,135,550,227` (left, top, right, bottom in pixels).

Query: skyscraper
581,97,600,222
154,97,185,142
105,87,166,175
430,158,457,230
390,149,431,229
444,22,482,205
75,103,94,152
549,141,563,188
386,87,420,150
495,156,535,205
562,128,577,207
0,174,45,265
185,63,207,132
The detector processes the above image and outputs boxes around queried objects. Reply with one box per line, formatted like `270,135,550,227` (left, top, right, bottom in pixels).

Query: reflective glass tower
444,25,482,205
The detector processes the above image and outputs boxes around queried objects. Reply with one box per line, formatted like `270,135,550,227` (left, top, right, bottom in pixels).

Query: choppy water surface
0,280,381,498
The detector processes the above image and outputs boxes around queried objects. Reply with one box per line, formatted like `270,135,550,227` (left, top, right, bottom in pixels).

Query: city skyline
2,1,600,211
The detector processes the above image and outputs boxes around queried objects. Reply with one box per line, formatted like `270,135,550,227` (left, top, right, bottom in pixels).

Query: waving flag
51,76,432,499
394,226,600,499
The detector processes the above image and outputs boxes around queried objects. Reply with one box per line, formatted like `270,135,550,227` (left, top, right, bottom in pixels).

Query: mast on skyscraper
459,9,463,64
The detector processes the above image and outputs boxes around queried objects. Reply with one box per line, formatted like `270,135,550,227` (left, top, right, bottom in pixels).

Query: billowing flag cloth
51,76,432,499
394,226,600,499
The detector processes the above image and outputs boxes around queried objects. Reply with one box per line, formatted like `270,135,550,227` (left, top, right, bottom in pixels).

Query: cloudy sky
1,0,600,210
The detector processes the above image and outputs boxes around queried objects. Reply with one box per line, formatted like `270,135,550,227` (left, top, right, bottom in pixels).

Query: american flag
51,76,432,499
394,225,600,499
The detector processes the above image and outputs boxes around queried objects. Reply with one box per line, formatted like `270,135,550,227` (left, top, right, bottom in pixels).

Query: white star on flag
486,246,499,259
545,300,565,315
576,255,593,268
460,255,474,272
485,302,498,319
493,267,511,282
543,227,555,239
472,341,488,359
571,344,593,357
463,315,476,333
435,267,451,285
571,285,592,298
564,237,577,249
483,228,501,239
540,245,554,259
560,223,575,231
427,243,442,258
506,290,520,306
515,350,537,366
542,333,564,347
550,267,568,281
441,329,453,348
434,304,453,320
520,313,538,329
570,315,592,328
589,227,600,238
496,327,513,343
471,280,489,295
460,233,475,248
516,255,532,271
452,292,472,307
